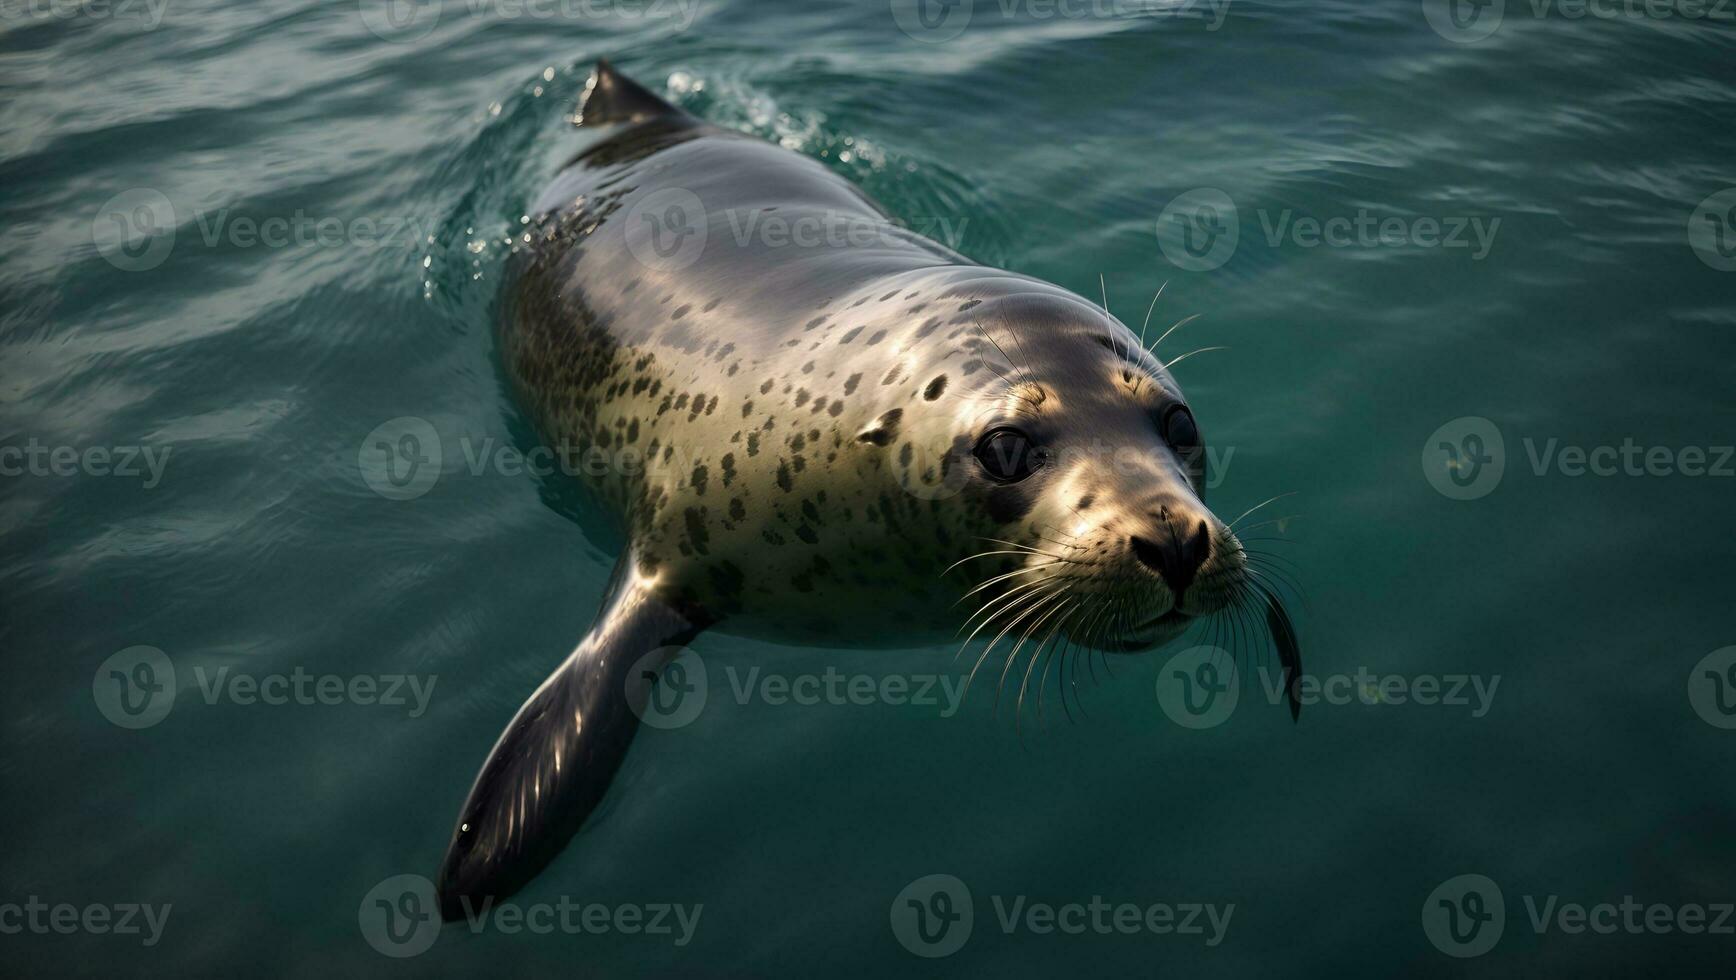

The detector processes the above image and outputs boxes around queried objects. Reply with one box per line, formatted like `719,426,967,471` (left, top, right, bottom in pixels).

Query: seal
435,60,1301,918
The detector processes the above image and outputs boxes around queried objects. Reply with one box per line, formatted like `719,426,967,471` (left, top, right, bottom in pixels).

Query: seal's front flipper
436,558,707,920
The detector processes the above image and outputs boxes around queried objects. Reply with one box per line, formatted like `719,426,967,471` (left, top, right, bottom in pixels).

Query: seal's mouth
1146,608,1191,629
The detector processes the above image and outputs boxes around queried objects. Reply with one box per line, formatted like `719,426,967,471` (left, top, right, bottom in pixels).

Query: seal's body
438,61,1300,917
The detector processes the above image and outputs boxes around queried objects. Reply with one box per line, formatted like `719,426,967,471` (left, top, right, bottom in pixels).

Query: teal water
4,0,1736,975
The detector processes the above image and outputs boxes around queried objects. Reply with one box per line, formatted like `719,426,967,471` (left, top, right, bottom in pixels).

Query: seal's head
891,288,1277,658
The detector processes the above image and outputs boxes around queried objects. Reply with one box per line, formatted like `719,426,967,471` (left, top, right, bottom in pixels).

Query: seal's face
931,301,1250,655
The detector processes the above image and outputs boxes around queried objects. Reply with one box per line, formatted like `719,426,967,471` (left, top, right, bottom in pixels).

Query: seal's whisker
1225,491,1298,531
1162,345,1228,372
1138,281,1168,353
956,561,1065,603
977,537,1081,563
1024,601,1080,735
944,549,1061,575
1148,312,1202,356
957,577,1060,640
963,585,1067,702
1235,515,1303,536
995,588,1072,723
968,319,1020,385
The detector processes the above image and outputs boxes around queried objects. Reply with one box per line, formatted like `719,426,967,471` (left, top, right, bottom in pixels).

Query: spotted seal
435,60,1301,918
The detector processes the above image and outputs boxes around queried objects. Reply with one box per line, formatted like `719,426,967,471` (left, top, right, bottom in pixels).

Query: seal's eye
1163,404,1202,459
974,427,1045,483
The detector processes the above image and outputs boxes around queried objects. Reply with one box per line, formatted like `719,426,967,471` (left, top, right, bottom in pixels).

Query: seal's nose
1130,520,1211,598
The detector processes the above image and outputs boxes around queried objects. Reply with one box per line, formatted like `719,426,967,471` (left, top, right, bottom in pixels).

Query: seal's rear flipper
436,557,708,920
580,58,685,127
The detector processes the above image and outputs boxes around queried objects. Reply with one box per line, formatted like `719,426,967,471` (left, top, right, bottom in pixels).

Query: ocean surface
4,0,1735,975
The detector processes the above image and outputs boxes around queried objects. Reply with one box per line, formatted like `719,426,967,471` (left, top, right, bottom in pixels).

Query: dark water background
3,0,1735,975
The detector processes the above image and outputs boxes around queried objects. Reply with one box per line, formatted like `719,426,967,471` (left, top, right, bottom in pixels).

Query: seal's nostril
1130,523,1211,598
1130,535,1166,575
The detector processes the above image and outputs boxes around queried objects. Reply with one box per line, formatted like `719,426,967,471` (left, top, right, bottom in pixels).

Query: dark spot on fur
858,408,903,446
760,379,774,394
684,508,710,555
729,497,746,520
721,454,737,486
671,304,691,320
959,299,980,311
828,401,843,417
747,432,761,456
924,375,948,400
1079,495,1094,509
795,524,819,545
914,317,942,340
840,326,864,344
844,372,863,395
867,330,886,345
691,465,708,496
777,461,794,492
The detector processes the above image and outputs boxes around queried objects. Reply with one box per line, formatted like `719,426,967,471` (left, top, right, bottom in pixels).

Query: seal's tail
579,58,684,127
